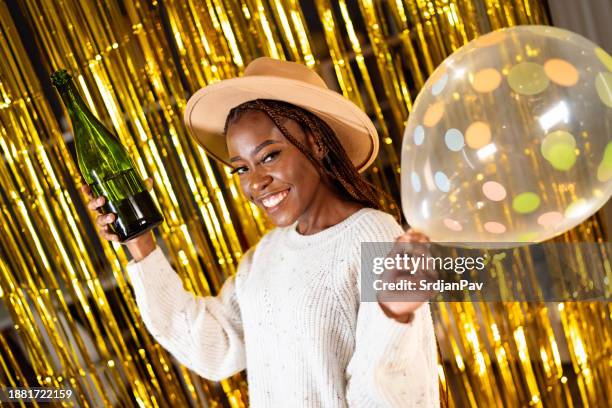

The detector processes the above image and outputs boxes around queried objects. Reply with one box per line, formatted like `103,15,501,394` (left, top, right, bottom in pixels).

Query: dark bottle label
91,169,163,242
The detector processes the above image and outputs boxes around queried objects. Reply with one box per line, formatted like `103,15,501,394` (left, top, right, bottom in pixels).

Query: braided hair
223,99,400,221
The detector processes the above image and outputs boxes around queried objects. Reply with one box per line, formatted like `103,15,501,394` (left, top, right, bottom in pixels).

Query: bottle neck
57,79,89,117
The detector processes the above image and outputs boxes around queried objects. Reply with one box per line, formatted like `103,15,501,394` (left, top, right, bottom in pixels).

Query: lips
259,189,290,210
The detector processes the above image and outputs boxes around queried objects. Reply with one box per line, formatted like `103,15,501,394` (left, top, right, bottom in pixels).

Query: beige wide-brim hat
183,57,379,173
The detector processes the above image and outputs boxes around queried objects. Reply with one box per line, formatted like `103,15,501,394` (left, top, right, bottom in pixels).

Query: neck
295,186,365,235
57,81,90,118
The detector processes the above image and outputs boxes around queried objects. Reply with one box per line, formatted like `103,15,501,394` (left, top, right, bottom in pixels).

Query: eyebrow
229,139,278,162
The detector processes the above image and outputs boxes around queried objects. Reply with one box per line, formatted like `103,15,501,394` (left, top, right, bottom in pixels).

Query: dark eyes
263,151,279,163
230,151,280,175
229,165,246,175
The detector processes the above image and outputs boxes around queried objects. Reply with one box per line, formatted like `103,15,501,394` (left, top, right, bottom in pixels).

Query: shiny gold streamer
0,0,610,407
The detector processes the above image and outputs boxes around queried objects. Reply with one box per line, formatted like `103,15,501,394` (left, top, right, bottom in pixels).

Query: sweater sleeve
126,246,255,381
345,212,440,407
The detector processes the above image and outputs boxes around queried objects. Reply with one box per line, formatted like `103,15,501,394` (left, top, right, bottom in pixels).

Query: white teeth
262,190,289,208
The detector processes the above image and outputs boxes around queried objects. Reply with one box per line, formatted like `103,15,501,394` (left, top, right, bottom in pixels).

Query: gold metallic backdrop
0,0,609,407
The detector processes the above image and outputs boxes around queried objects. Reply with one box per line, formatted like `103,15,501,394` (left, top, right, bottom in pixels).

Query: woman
84,58,439,407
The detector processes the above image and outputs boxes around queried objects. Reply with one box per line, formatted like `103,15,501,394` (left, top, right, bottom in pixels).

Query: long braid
224,99,401,222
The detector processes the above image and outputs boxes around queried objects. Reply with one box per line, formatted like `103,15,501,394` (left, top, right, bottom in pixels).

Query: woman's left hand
377,228,433,323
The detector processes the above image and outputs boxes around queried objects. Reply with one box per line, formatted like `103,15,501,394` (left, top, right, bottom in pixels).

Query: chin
266,212,298,227
264,203,300,227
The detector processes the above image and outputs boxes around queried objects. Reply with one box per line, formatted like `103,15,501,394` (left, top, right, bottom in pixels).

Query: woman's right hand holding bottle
82,179,157,262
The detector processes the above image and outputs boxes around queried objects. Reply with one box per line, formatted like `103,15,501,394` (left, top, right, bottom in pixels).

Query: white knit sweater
126,208,439,407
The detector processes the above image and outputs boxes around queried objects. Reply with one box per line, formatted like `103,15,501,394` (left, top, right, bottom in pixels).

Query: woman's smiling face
226,109,324,227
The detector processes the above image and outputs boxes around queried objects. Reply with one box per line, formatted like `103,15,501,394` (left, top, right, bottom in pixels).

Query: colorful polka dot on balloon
595,72,612,108
444,129,465,151
508,62,549,95
411,172,422,192
512,192,541,214
472,68,502,93
429,67,446,84
595,47,612,71
434,171,450,192
596,142,612,182
544,59,579,87
432,73,449,96
414,125,425,145
537,211,563,227
423,101,445,127
443,218,463,231
484,222,506,234
541,130,577,171
541,130,576,159
597,163,612,182
548,144,577,171
465,121,491,149
482,181,507,201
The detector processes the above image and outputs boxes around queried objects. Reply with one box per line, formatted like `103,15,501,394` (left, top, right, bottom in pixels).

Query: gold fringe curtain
0,0,609,407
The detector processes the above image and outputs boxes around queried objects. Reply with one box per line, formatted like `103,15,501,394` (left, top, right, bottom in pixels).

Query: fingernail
106,214,114,222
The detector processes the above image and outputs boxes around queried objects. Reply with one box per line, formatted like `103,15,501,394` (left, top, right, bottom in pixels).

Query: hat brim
183,76,379,173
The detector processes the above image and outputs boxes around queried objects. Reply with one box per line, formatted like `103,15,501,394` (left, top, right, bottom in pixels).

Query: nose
248,166,273,194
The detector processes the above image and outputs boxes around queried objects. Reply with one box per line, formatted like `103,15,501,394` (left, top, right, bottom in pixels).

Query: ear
306,131,327,160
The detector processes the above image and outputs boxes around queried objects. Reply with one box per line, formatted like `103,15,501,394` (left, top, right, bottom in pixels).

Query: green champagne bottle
51,69,163,242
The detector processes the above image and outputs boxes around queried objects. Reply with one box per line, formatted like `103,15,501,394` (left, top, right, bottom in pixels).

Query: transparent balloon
401,26,612,247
